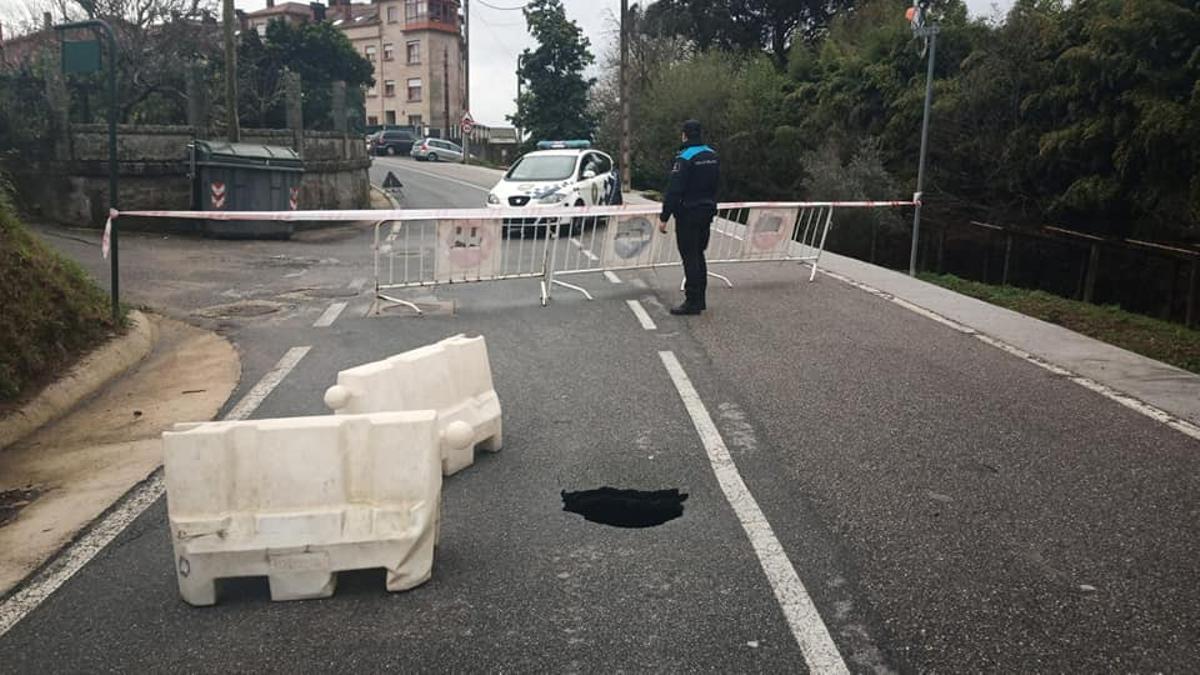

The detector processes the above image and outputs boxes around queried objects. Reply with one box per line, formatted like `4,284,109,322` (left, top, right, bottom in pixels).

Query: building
243,0,465,135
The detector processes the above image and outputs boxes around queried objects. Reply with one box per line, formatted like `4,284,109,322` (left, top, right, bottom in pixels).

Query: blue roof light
536,140,592,150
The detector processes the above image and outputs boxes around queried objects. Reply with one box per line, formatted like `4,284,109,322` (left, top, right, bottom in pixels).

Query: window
406,41,421,64
365,45,376,61
407,78,422,102
505,156,578,182
383,44,394,61
404,0,423,22
408,114,423,127
385,110,396,124
367,82,377,97
384,80,396,97
367,116,379,126
387,6,398,22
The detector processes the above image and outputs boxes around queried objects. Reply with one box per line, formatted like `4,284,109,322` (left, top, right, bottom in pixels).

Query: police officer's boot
669,302,702,315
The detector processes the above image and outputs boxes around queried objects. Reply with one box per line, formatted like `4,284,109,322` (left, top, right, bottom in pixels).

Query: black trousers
675,208,715,307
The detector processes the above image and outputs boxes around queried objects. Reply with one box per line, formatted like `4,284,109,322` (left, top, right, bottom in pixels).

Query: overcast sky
1,0,1015,127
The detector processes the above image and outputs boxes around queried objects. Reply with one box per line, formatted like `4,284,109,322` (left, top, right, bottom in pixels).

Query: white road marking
0,345,312,638
377,160,489,192
819,267,1200,443
604,271,623,284
313,301,348,328
349,277,368,292
658,351,849,674
626,300,657,330
569,237,599,261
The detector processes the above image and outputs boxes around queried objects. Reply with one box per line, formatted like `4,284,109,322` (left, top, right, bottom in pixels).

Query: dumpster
190,140,304,239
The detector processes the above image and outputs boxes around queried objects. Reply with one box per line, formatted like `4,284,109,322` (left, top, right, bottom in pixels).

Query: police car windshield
506,155,576,181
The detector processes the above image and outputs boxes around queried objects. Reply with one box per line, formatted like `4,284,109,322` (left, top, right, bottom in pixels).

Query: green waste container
191,140,305,239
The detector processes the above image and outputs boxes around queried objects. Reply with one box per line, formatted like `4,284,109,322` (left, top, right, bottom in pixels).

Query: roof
246,2,314,17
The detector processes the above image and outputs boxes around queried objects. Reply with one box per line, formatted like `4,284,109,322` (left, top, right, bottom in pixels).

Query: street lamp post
908,7,938,277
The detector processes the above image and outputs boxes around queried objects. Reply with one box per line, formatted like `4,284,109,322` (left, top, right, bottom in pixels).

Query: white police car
486,140,622,237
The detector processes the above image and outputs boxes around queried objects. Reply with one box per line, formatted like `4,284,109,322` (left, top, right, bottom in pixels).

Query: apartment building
244,0,464,134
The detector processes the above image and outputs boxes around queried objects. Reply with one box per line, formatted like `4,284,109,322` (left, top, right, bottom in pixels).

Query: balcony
403,0,461,35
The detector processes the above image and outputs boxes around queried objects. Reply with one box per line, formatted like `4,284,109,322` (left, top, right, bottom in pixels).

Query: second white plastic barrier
323,334,503,475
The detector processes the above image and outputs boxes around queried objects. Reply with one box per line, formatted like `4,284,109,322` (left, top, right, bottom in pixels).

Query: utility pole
463,0,469,113
515,53,522,144
443,45,451,137
222,0,240,142
619,0,630,191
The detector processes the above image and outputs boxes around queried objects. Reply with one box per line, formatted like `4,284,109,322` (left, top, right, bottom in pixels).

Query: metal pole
222,0,240,142
105,22,118,323
463,0,469,112
59,19,120,322
908,28,936,277
443,45,450,136
515,53,522,144
619,0,631,191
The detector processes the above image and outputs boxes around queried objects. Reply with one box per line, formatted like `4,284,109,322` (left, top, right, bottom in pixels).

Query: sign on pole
461,111,475,135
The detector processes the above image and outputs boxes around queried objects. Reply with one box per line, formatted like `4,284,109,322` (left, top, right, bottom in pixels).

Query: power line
476,0,527,11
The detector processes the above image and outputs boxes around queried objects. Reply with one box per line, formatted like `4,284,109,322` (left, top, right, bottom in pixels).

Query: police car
486,140,622,237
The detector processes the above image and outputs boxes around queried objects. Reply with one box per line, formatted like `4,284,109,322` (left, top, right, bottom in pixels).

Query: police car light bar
536,140,591,150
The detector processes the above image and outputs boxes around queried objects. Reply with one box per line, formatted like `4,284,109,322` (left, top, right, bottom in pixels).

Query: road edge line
0,345,313,638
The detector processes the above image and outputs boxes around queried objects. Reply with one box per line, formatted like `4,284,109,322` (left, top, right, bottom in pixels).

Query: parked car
411,138,464,162
370,130,416,156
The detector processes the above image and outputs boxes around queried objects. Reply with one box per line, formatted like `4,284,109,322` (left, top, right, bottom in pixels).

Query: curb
0,310,157,451
372,183,402,209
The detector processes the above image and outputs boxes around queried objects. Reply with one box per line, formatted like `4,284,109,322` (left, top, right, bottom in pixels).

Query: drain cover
561,487,688,528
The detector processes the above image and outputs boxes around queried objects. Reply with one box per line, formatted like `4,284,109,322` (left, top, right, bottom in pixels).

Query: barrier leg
385,524,436,593
551,278,594,300
377,292,425,316
809,208,835,283
678,271,733,292
177,568,218,607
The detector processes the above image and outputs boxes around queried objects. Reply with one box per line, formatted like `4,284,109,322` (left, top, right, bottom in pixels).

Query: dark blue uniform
661,141,720,310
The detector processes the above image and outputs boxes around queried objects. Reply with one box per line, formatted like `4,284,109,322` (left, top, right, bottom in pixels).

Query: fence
112,201,914,314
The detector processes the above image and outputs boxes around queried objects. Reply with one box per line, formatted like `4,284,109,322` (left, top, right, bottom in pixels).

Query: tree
643,0,853,70
236,19,373,130
509,0,596,148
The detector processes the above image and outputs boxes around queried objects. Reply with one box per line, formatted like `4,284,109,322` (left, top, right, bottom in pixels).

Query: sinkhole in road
561,488,688,528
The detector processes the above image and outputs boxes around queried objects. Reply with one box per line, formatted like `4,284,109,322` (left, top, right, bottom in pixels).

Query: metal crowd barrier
110,201,913,315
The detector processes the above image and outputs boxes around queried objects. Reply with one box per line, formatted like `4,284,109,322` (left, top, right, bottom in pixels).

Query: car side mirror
582,169,597,180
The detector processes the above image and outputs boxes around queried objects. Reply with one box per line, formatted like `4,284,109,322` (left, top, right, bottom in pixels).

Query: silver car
410,138,464,162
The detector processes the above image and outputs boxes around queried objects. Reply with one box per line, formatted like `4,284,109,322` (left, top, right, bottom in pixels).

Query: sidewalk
0,315,239,595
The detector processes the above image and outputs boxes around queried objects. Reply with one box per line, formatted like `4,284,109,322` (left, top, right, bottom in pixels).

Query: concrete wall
7,125,370,229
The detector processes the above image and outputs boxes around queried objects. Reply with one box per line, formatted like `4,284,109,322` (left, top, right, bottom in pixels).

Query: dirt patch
0,486,44,527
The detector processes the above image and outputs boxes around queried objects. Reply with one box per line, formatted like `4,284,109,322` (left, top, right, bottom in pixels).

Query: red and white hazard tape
110,200,917,224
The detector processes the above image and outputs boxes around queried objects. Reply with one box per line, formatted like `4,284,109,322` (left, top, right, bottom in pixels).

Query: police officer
659,119,720,315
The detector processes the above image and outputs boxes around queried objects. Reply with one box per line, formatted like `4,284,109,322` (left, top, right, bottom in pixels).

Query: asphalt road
2,155,1197,673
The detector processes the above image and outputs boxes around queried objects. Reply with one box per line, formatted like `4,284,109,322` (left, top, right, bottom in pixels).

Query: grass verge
920,273,1200,375
0,177,125,407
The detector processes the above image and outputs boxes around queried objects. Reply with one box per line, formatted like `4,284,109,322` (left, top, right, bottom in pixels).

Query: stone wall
7,124,369,230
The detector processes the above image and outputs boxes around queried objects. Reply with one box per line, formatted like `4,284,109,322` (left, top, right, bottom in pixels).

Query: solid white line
626,300,657,331
349,277,368,292
313,301,348,328
0,345,312,638
658,351,849,674
604,271,622,284
818,267,1200,443
377,159,489,192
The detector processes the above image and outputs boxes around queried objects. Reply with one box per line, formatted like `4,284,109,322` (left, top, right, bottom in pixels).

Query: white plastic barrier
162,411,463,606
323,334,502,476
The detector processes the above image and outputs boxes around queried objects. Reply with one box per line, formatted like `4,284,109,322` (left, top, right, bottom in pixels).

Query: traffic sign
461,111,475,135
383,171,403,190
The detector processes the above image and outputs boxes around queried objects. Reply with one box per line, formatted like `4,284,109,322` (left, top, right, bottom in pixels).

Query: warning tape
108,200,917,223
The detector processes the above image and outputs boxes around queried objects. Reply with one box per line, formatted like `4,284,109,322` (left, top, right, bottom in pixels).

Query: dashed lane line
313,301,348,328
626,299,658,331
